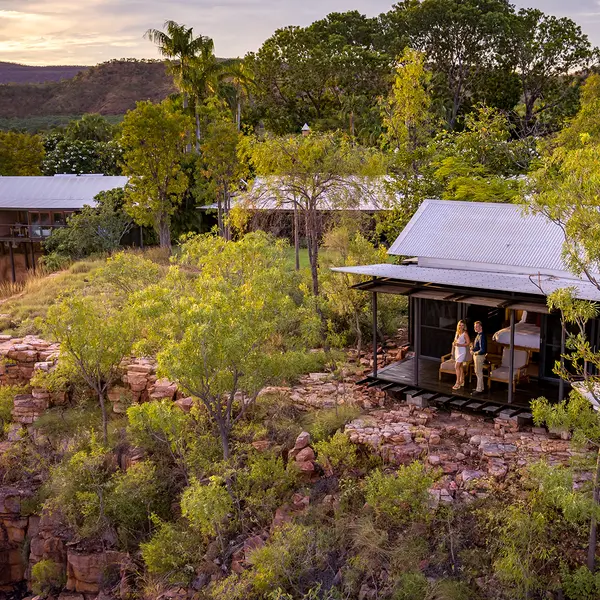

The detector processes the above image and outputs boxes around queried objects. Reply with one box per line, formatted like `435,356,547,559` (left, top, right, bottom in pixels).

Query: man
471,321,487,394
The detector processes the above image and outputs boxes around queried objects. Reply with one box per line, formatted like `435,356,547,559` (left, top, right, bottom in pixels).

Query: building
333,199,600,418
0,175,128,282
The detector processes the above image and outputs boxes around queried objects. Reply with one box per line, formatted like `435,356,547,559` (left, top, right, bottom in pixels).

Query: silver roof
388,199,567,274
0,176,128,210
238,176,400,212
332,264,600,303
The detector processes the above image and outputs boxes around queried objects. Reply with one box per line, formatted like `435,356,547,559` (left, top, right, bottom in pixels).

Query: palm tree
144,20,212,110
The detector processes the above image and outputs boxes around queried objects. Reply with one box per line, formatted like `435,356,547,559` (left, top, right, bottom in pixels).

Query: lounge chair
439,347,473,382
488,348,530,392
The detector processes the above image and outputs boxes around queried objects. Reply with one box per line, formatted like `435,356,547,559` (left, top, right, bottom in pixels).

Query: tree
133,232,317,460
65,113,118,142
43,296,137,443
528,74,600,572
43,189,133,261
246,11,390,140
431,105,532,202
42,136,122,176
0,131,44,175
387,0,513,129
145,20,212,110
378,48,441,239
508,8,594,135
241,131,384,298
121,100,193,249
200,117,245,239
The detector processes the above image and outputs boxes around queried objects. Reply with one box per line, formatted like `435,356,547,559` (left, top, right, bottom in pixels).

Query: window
419,299,458,359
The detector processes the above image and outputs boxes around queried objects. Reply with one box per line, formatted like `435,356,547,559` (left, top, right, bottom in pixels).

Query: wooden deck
362,357,560,415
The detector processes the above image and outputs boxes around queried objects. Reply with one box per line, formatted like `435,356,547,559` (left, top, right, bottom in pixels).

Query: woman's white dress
454,333,467,363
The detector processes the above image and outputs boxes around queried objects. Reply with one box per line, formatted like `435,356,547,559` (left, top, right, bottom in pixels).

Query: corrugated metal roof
0,176,128,210
388,199,567,274
331,263,600,303
237,176,400,212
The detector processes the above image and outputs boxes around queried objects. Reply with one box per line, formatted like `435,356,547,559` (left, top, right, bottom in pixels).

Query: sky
2,0,600,66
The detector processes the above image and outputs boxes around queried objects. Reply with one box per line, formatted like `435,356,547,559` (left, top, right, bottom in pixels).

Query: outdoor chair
439,347,473,382
488,348,530,392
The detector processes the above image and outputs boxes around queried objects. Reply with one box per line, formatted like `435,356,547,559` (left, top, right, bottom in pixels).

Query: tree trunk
98,390,108,444
305,208,320,296
195,104,201,153
217,199,224,238
218,421,230,461
236,97,242,132
293,204,300,271
355,310,362,359
587,447,600,571
157,213,171,250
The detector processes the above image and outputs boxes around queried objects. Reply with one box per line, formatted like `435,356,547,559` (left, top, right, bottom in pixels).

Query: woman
452,320,470,390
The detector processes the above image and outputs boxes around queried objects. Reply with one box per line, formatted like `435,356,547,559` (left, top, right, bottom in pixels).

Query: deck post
8,244,16,283
372,291,378,377
508,309,516,404
559,323,566,402
413,297,421,386
30,242,36,273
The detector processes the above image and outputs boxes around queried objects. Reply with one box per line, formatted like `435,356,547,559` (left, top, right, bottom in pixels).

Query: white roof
237,176,399,212
388,199,569,277
0,175,129,210
332,263,600,303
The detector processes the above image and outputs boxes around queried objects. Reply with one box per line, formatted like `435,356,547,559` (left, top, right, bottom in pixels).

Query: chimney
301,123,310,137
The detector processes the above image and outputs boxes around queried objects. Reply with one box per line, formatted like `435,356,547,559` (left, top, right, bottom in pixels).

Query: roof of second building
0,175,129,210
388,199,567,275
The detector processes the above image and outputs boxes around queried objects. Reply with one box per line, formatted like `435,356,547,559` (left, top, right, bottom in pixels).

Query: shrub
140,516,203,581
315,430,359,473
364,462,435,527
31,559,65,595
181,476,233,539
305,405,362,443
561,566,600,600
235,451,297,526
0,384,27,438
107,460,165,547
393,571,428,600
247,523,334,596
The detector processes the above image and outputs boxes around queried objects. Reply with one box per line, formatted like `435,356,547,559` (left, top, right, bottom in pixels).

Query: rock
480,442,517,457
251,440,271,452
294,431,311,450
458,470,487,484
428,455,441,466
243,535,264,561
429,433,441,445
488,460,508,479
174,397,194,412
66,550,126,594
295,447,315,463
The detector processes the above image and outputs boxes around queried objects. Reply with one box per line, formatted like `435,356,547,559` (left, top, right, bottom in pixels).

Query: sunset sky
2,0,599,66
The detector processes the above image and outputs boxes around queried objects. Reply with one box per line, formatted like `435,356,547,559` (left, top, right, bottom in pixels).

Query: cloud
2,0,599,66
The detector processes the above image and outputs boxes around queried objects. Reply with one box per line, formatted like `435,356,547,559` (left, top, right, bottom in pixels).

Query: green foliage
561,565,600,600
31,559,65,596
0,385,27,438
0,131,44,175
140,515,203,580
234,451,297,526
133,232,319,459
107,461,164,547
121,99,193,248
181,476,233,538
65,113,118,142
393,571,428,600
247,523,334,596
364,462,436,527
315,431,358,473
43,189,132,261
44,439,112,538
305,405,362,443
42,136,122,175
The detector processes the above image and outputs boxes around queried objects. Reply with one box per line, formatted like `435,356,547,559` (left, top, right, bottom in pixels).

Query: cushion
500,349,528,369
490,366,510,382
440,360,456,373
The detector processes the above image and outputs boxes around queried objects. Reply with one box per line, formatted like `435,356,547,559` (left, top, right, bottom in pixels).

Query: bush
235,451,297,526
364,462,436,527
315,431,359,473
305,405,362,443
561,566,600,600
107,460,165,548
140,516,203,581
181,476,233,538
0,384,27,438
393,571,428,600
31,559,65,595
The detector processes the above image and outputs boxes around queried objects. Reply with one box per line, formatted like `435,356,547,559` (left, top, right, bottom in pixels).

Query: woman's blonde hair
455,320,466,337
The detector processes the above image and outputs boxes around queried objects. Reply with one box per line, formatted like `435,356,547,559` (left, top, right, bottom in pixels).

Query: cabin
0,175,128,282
333,200,600,418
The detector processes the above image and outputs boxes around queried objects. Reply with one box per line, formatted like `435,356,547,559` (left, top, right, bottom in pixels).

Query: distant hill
0,62,88,84
0,59,177,122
